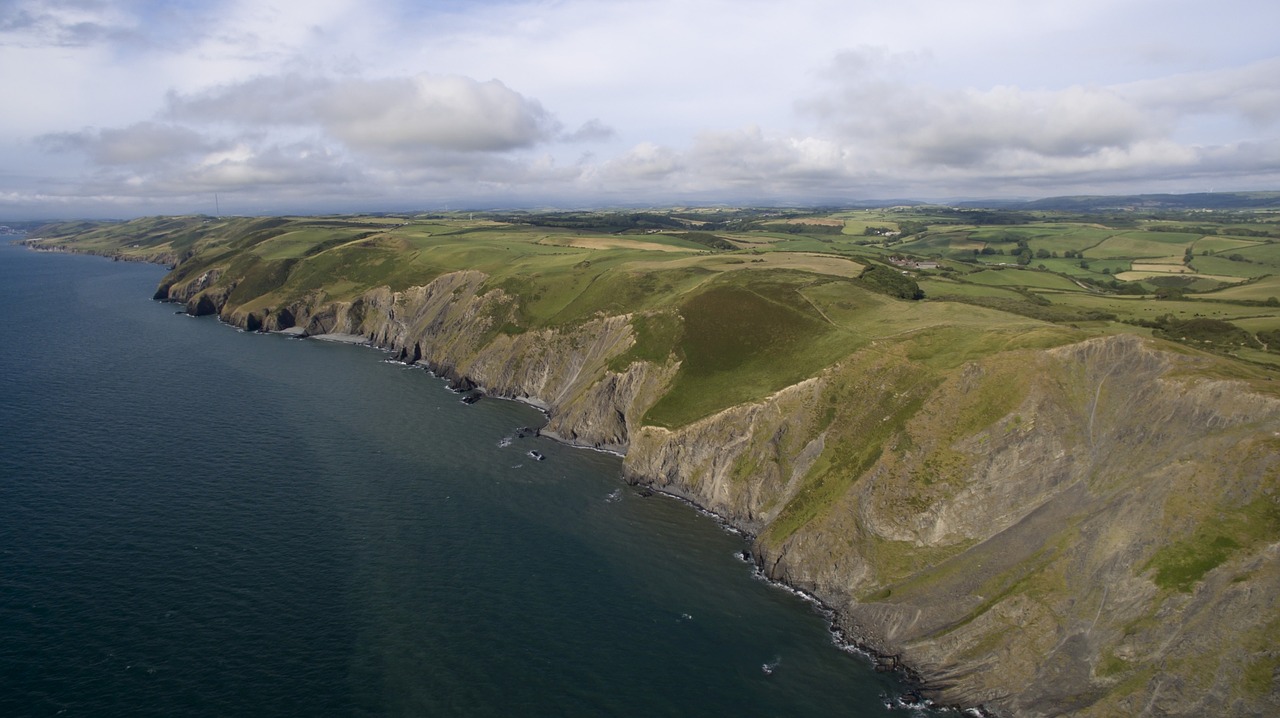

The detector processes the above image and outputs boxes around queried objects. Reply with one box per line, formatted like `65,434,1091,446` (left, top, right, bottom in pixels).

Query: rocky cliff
157,266,1280,717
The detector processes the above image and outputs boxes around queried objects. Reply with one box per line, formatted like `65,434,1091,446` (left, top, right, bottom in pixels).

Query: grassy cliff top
25,207,1280,424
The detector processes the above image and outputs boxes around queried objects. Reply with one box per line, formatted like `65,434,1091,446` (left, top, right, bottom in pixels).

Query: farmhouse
888,256,940,270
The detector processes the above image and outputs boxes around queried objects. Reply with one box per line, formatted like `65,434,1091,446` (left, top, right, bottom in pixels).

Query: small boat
527,450,545,461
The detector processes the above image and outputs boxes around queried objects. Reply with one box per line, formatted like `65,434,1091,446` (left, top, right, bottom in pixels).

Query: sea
0,240,947,717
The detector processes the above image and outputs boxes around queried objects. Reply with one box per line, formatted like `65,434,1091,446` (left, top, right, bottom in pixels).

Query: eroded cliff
157,266,1280,717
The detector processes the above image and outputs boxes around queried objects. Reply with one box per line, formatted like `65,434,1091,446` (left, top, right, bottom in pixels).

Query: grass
1239,617,1280,697
642,271,865,427
608,311,683,371
1023,225,1118,254
1200,274,1280,302
1146,492,1280,592
1188,255,1273,279
1051,292,1269,324
1194,236,1262,254
1087,234,1195,259
839,218,900,235
29,207,1280,432
1036,257,1132,277
1235,241,1280,265
918,278,1028,300
1147,535,1241,591
765,355,935,543
252,227,375,260
963,267,1086,292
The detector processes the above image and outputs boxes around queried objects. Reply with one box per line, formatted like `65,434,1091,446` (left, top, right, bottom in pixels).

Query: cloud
28,69,575,205
592,142,682,183
1122,58,1280,129
898,85,1153,167
63,140,358,202
690,127,852,185
771,46,1280,194
166,73,561,155
177,141,353,191
0,0,217,50
806,48,1158,169
562,118,615,143
37,122,219,166
6,1,1280,215
0,1,129,47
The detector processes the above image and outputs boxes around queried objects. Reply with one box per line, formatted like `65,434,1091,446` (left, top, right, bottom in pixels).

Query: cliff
153,263,1279,717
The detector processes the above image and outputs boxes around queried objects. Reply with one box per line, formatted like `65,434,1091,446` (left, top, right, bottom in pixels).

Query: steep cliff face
625,334,1280,717
161,269,673,453
156,265,1279,717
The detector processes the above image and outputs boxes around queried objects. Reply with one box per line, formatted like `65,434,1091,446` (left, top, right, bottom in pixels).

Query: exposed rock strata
153,267,1279,717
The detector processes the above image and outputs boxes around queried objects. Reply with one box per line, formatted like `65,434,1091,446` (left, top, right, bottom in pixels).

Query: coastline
274,320,975,714
20,239,987,716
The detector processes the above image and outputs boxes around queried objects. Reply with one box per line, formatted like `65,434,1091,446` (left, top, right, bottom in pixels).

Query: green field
963,268,1085,292
1087,232,1198,259
1194,236,1262,254
1234,241,1280,265
1201,274,1280,302
23,204,1280,412
1023,225,1119,254
1189,255,1275,279
917,278,1028,301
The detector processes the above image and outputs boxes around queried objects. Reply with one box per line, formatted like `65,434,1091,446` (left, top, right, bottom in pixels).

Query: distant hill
957,191,1280,212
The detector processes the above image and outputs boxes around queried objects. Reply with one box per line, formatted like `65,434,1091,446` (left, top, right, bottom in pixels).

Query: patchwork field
539,234,701,252
23,203,1280,380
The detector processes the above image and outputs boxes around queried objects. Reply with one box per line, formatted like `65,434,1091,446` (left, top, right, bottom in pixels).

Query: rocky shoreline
151,271,989,716
24,239,1280,717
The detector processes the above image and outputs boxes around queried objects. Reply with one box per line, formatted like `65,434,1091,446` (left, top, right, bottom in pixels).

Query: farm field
23,202,1280,379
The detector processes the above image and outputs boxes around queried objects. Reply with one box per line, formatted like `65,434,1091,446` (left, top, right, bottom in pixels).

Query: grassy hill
25,203,1280,371
20,202,1280,717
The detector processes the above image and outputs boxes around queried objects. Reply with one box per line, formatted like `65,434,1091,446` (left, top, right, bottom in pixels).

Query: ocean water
0,241,944,717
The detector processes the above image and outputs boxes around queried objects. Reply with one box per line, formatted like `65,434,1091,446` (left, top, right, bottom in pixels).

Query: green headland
22,195,1280,717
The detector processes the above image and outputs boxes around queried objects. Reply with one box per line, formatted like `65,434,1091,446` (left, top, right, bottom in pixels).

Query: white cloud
592,142,682,184
178,142,352,190
166,73,561,155
37,122,219,165
2,0,1279,215
324,75,559,155
1122,58,1280,129
562,119,615,143
689,127,853,185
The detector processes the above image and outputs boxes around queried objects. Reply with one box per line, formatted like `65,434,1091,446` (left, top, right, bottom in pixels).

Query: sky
1,0,1278,218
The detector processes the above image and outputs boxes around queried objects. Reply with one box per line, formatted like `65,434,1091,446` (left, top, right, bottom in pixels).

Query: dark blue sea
0,241,944,717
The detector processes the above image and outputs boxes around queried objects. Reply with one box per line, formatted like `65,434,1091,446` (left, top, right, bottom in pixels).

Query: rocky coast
145,262,1280,717
22,218,1279,717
